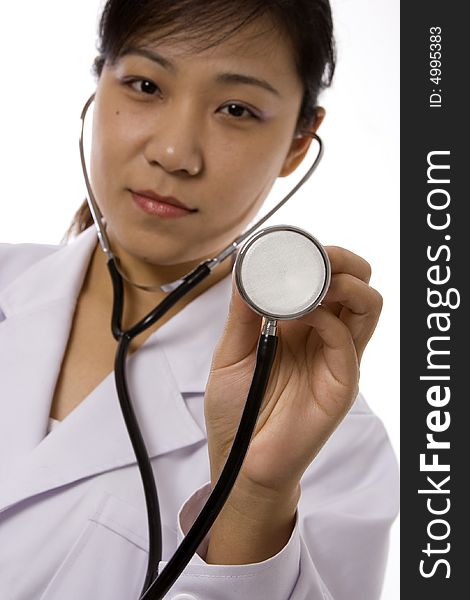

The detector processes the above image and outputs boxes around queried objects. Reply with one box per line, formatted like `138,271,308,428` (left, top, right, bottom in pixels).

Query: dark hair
69,0,335,236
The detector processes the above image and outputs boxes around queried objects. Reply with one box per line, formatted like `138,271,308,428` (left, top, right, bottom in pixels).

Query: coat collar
0,228,232,512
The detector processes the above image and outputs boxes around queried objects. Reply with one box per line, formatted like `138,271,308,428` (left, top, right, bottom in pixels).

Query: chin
113,233,205,267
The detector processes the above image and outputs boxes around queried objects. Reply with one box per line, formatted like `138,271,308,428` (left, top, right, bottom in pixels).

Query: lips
131,189,196,211
129,188,197,219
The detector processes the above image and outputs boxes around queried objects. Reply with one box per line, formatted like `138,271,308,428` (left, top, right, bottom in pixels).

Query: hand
204,246,383,497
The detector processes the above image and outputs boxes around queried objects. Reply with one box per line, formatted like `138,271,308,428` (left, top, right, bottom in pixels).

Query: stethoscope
79,93,331,599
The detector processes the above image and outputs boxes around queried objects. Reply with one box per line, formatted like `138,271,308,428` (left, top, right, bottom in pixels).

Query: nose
143,103,204,176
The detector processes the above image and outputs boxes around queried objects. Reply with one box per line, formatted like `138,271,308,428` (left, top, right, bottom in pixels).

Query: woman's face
90,16,308,267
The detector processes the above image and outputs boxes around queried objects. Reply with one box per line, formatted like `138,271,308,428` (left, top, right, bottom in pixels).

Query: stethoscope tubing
79,93,323,290
108,258,213,594
114,332,162,588
111,248,279,598
78,93,324,598
141,332,278,599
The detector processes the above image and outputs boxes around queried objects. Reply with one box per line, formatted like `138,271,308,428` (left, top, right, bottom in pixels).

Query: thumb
212,273,263,369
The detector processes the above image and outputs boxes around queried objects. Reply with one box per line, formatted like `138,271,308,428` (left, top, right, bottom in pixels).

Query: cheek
198,147,282,244
90,108,139,201
204,134,287,213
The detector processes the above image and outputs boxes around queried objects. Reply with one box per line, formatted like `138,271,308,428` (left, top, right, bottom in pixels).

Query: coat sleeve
159,393,399,600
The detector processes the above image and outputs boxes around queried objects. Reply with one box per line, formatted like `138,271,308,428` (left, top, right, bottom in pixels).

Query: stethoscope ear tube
79,93,324,289
140,331,278,600
78,93,325,599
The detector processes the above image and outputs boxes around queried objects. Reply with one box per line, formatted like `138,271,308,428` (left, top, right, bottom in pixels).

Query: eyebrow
215,73,281,97
121,47,281,97
121,47,175,72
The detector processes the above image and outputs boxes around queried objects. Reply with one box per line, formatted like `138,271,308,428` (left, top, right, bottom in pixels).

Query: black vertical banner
401,2,467,597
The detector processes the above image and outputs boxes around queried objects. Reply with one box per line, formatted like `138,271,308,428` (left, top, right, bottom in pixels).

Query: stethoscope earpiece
235,225,331,321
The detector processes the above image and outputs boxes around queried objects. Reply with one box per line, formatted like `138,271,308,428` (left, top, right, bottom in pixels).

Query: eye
219,103,260,120
126,78,162,96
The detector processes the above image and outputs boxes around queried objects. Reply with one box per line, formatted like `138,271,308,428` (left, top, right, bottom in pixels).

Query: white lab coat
0,228,399,600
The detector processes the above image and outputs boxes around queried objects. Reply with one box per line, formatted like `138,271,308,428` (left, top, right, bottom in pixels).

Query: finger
321,273,383,359
302,305,358,388
322,247,372,317
211,275,263,369
326,246,372,283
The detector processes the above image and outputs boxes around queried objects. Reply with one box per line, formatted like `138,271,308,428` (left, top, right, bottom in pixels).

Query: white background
0,1,399,597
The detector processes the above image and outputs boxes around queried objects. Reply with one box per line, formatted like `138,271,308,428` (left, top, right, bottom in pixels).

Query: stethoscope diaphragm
234,225,331,320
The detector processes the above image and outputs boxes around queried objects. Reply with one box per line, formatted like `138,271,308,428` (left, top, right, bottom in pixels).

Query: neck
85,241,233,332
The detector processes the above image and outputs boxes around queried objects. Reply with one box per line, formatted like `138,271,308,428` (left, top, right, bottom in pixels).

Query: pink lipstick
130,189,197,219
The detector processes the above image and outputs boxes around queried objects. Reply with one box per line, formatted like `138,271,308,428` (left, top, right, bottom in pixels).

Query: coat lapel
0,228,232,513
0,230,95,466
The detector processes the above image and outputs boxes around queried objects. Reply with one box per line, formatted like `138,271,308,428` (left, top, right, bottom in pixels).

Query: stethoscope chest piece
234,225,331,320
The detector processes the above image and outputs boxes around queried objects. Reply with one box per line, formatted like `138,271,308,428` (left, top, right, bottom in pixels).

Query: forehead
123,14,299,78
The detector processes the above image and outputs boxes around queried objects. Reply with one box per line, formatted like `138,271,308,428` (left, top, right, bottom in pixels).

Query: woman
0,1,399,598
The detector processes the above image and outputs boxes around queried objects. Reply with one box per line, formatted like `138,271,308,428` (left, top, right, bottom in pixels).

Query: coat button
171,595,198,600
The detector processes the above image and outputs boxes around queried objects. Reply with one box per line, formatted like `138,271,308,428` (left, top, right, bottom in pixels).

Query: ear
279,107,326,177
